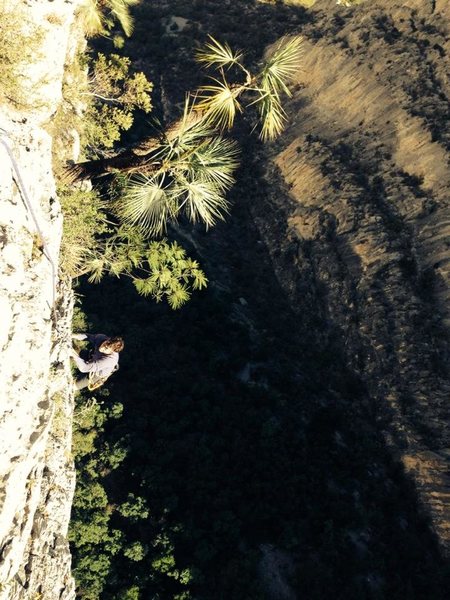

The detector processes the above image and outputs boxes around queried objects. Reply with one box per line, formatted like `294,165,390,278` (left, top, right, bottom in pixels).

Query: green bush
118,494,149,521
115,586,140,600
59,186,109,278
70,393,127,598
83,53,152,154
123,542,146,562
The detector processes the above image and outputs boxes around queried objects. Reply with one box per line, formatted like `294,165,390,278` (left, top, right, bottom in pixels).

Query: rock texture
253,0,450,555
0,1,81,597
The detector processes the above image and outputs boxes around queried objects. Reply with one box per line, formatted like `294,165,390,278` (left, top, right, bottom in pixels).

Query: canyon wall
254,0,450,554
0,1,81,597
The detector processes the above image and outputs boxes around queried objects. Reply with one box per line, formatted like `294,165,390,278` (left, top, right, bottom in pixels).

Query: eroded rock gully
251,0,450,555
0,1,81,597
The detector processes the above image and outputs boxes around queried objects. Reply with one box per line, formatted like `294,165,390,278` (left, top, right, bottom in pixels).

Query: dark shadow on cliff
74,1,450,598
78,144,449,598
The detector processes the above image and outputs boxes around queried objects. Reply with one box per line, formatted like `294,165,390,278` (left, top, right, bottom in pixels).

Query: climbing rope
0,128,57,311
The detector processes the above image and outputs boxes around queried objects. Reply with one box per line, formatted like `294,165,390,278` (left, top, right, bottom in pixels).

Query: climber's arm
71,349,94,373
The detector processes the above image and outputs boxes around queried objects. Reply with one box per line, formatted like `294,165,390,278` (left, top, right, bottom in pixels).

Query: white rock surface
0,1,82,598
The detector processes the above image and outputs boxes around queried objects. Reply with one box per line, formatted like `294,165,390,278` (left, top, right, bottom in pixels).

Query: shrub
83,53,153,154
123,541,147,561
59,186,109,277
0,4,43,106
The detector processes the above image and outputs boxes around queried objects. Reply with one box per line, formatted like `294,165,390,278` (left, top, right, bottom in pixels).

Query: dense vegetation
71,198,449,599
67,1,449,599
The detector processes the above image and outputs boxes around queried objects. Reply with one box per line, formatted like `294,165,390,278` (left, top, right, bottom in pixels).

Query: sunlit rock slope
0,1,81,597
255,0,450,554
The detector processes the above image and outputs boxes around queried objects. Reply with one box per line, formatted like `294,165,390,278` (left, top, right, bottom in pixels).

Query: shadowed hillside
260,0,450,554
73,0,450,598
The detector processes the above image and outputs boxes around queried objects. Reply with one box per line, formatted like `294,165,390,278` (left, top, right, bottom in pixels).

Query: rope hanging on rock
0,128,57,311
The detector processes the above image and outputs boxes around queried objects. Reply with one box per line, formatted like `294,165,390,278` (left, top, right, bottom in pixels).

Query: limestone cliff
0,1,82,597
254,0,450,555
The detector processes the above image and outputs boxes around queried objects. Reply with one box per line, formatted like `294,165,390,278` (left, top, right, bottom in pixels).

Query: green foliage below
123,541,146,561
70,367,192,599
118,494,149,521
115,586,140,600
83,225,208,309
70,396,128,599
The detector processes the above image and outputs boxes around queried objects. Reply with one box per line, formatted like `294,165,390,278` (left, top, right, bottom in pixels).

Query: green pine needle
168,286,191,310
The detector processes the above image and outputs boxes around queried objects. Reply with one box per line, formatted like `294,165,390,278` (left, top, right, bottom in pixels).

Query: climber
71,333,124,391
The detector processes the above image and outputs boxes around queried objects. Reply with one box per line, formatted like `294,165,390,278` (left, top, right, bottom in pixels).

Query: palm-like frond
196,36,244,69
260,35,303,96
79,0,105,36
164,96,211,145
87,257,106,283
119,174,176,235
258,92,287,142
105,0,140,37
179,136,239,191
195,79,242,130
79,0,139,37
175,176,230,229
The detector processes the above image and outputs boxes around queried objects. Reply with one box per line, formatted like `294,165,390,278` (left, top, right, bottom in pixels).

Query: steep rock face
253,0,450,554
0,1,82,597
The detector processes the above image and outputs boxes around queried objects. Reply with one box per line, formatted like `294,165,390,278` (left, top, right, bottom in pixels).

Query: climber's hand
72,333,86,341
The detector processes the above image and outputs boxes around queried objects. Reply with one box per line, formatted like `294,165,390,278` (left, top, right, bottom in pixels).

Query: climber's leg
75,376,90,390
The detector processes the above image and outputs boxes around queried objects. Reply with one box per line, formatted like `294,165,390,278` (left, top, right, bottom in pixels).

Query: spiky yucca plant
70,36,302,234
112,98,239,236
113,37,302,234
195,35,303,140
67,36,303,306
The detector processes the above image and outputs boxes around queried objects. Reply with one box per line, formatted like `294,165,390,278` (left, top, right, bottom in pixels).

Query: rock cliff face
253,0,450,555
0,1,81,597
